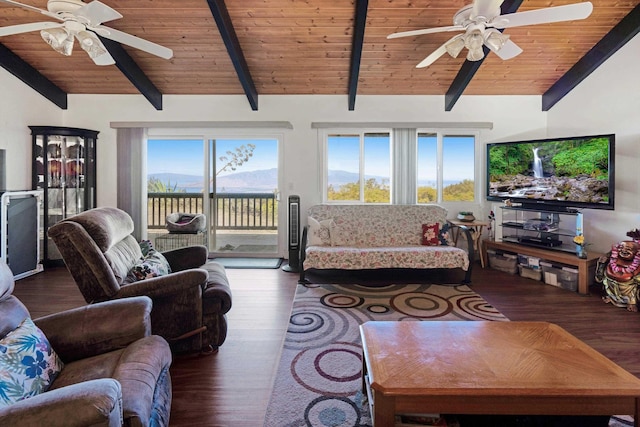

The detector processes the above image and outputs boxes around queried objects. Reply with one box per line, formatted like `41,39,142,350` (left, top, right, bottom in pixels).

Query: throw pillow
308,217,332,246
126,241,172,282
0,318,64,408
138,239,154,257
438,222,453,246
421,223,440,246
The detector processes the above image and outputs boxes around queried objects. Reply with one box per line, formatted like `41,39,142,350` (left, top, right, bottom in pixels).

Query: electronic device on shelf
519,236,564,248
502,220,525,228
486,133,615,211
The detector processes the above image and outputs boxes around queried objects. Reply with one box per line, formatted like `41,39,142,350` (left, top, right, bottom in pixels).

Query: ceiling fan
0,0,173,65
387,0,593,68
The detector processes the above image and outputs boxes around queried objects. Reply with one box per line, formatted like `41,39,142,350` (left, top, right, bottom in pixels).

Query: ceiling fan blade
388,25,464,39
0,0,59,20
472,0,504,20
90,50,115,66
493,2,593,29
416,43,449,68
0,21,63,37
75,0,122,26
76,31,115,65
94,25,173,59
488,38,523,60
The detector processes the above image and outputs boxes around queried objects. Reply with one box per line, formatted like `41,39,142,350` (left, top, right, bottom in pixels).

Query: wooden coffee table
360,321,640,426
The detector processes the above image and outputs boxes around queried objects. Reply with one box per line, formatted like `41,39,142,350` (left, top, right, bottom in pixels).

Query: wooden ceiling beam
444,0,524,111
206,0,258,111
348,0,368,111
0,43,67,109
99,38,164,111
542,3,640,111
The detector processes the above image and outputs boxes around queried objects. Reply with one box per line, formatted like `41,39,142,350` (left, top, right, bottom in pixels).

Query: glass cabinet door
31,126,98,266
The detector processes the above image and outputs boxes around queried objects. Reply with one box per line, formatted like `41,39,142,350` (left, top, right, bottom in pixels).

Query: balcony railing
147,192,278,230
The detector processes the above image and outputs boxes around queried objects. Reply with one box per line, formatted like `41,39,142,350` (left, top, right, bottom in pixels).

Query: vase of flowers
573,234,590,259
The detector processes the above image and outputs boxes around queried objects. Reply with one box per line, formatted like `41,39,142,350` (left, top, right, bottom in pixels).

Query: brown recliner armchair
0,261,172,427
48,206,232,353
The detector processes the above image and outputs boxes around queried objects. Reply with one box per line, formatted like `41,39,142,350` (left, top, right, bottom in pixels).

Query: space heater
282,195,300,272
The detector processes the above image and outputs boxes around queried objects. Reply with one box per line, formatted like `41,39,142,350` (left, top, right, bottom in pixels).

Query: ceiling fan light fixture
484,28,510,51
41,27,73,56
464,29,484,51
466,45,485,61
77,30,106,58
445,35,465,58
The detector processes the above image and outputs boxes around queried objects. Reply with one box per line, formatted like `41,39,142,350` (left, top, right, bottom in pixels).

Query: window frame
320,127,482,206
416,129,481,205
321,128,392,204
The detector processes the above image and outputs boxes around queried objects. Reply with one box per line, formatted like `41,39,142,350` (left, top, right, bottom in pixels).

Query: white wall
0,69,64,190
547,33,640,253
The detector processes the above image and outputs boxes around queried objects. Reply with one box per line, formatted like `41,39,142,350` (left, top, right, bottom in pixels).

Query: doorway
146,137,280,257
209,138,279,256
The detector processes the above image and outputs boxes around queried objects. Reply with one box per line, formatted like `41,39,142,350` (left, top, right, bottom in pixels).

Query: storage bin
518,264,542,281
518,254,541,269
540,262,578,292
488,250,518,274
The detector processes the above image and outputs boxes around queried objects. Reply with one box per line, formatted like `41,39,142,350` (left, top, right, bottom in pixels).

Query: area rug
211,257,282,269
263,283,508,427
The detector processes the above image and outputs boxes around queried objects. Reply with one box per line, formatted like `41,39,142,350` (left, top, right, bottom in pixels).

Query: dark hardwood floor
12,263,640,426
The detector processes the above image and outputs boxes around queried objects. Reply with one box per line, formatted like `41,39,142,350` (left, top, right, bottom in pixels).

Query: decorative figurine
595,229,640,312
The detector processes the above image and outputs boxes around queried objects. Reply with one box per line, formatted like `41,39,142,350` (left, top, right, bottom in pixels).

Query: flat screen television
486,134,615,211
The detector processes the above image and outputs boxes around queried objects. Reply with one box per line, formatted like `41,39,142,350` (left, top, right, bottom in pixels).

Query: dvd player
519,237,563,247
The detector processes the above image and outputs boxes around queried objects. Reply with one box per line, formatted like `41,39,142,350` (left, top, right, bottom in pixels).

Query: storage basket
488,250,518,274
154,232,206,251
540,262,578,292
518,265,542,281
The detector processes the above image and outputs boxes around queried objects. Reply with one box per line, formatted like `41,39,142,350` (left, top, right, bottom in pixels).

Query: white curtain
116,127,147,240
391,128,417,205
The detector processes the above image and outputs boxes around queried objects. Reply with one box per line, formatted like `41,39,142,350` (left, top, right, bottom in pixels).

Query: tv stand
520,203,580,213
483,240,601,295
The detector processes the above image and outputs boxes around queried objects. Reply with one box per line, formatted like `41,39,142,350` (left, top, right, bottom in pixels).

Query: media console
483,240,602,295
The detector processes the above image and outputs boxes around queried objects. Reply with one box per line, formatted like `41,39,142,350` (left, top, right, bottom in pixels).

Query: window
418,133,476,203
322,128,476,204
326,132,391,203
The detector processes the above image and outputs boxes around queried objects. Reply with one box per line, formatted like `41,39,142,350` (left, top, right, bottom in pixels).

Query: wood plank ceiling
0,0,639,111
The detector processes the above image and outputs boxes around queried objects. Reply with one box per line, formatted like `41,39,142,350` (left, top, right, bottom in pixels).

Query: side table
448,219,489,268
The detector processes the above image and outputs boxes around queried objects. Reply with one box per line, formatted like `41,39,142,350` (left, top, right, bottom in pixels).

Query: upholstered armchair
48,206,232,353
0,261,172,427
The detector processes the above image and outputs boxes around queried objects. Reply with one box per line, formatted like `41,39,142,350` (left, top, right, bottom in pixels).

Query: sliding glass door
147,137,280,257
210,138,279,256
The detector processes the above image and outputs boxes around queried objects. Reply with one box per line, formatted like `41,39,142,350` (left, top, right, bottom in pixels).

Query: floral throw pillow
308,217,332,246
421,223,440,246
0,318,65,408
127,241,172,282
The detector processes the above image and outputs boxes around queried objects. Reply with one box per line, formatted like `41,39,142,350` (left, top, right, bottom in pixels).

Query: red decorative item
421,223,440,246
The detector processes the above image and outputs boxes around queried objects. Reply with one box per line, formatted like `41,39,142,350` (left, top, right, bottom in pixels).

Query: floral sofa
299,204,474,284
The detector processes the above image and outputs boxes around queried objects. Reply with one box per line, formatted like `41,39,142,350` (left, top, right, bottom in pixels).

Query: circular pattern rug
263,283,508,427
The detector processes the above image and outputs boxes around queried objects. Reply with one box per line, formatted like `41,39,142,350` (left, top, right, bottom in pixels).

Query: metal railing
147,192,277,230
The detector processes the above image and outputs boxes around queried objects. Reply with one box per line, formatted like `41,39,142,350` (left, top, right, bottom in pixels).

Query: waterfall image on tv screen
486,134,615,210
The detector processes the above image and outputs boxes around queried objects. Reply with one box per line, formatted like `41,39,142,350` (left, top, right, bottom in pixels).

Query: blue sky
147,139,278,176
147,135,475,181
419,135,475,181
327,134,475,181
